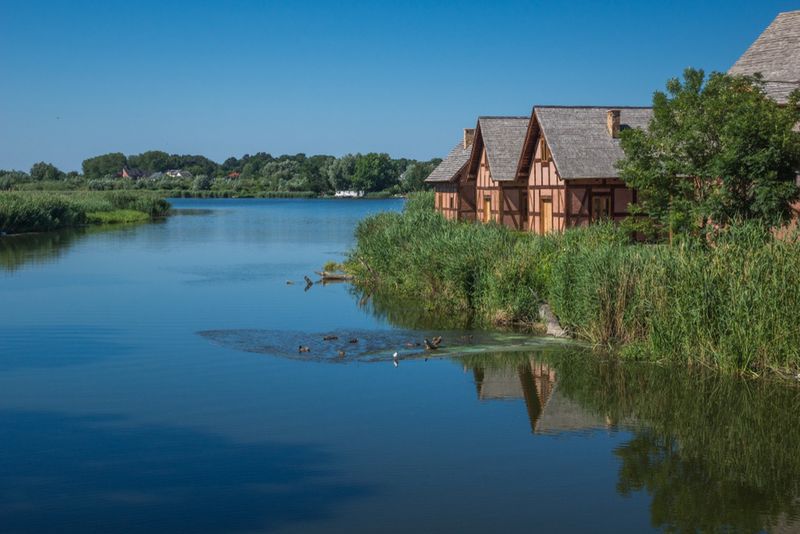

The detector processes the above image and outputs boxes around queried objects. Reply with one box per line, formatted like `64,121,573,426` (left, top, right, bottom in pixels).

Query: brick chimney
607,110,621,138
463,128,475,149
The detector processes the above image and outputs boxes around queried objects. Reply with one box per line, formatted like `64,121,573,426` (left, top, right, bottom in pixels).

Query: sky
1,0,798,171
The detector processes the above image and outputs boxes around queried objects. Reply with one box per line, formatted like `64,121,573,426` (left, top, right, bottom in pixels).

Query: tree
82,153,127,179
401,159,440,192
128,151,173,174
352,153,395,192
328,154,357,191
30,161,64,181
618,68,800,239
193,174,212,191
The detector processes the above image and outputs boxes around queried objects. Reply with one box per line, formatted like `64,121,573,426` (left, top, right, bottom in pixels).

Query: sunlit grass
349,191,800,376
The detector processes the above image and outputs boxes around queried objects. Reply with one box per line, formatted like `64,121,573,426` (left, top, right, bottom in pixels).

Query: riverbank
347,192,800,377
0,191,171,234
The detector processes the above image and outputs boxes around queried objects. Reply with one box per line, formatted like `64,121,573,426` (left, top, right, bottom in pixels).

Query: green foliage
86,209,150,224
352,153,394,192
618,68,800,239
0,191,170,234
82,152,127,179
400,159,440,192
9,150,439,198
30,162,64,181
537,352,800,531
348,192,552,324
350,198,800,375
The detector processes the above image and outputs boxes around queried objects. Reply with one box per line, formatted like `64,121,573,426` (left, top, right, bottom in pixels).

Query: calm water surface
1,199,799,533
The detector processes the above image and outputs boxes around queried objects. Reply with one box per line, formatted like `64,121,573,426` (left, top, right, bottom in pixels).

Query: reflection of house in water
472,358,610,435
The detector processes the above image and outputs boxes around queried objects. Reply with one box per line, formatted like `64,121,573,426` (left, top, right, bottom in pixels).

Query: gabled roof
534,388,610,435
424,140,472,183
523,106,652,180
476,116,529,181
729,10,800,103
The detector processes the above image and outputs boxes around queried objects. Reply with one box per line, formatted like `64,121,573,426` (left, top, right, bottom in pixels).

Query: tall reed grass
0,191,170,234
349,191,800,375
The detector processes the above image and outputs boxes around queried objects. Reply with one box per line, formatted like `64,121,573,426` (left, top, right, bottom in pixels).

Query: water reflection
465,352,616,435
354,289,475,330
0,229,87,271
462,351,800,532
0,222,160,272
0,411,369,532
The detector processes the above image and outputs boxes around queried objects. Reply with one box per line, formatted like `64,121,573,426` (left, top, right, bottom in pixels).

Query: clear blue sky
1,0,797,171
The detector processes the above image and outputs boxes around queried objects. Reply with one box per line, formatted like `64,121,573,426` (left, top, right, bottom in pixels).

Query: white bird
392,352,398,359
392,352,399,368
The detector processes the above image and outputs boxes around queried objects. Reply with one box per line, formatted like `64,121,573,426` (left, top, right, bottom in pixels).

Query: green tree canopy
618,68,800,239
352,153,395,192
400,159,440,192
30,162,64,181
82,153,127,179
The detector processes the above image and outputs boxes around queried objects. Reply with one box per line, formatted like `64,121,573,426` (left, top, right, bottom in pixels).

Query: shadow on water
0,411,370,533
0,229,87,272
0,222,163,272
459,350,800,533
352,288,477,330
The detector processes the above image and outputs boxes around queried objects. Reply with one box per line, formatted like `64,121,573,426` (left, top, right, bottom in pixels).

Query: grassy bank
0,191,171,234
347,192,800,376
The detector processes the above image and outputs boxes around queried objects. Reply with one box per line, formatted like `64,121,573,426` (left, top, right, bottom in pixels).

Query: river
0,198,798,533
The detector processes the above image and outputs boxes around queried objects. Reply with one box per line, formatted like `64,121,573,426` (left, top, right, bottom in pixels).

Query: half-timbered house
462,116,529,226
516,106,652,234
425,129,475,220
729,10,800,218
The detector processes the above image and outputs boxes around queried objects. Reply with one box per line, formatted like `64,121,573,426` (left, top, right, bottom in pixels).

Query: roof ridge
534,105,652,110
478,115,530,119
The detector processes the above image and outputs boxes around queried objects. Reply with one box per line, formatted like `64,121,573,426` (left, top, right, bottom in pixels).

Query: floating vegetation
198,328,576,364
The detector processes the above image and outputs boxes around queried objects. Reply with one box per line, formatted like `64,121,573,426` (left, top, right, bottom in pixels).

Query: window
591,195,612,222
540,138,550,161
449,196,455,209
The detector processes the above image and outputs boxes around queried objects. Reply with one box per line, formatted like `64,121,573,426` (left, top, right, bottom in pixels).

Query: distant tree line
0,150,442,196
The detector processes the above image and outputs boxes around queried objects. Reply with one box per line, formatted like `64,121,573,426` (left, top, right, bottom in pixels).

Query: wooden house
515,106,652,234
462,117,530,227
425,129,475,220
729,10,800,105
729,10,800,216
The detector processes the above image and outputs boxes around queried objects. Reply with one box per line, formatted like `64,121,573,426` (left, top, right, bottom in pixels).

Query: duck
298,345,310,353
348,338,359,344
431,336,443,347
323,335,338,341
424,338,438,351
337,350,346,358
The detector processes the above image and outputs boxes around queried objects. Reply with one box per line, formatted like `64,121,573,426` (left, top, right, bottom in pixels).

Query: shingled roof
424,140,472,183
533,106,652,180
478,116,530,181
729,10,800,103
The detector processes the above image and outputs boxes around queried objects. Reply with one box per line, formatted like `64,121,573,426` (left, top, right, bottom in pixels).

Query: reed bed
0,191,171,234
348,191,800,375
